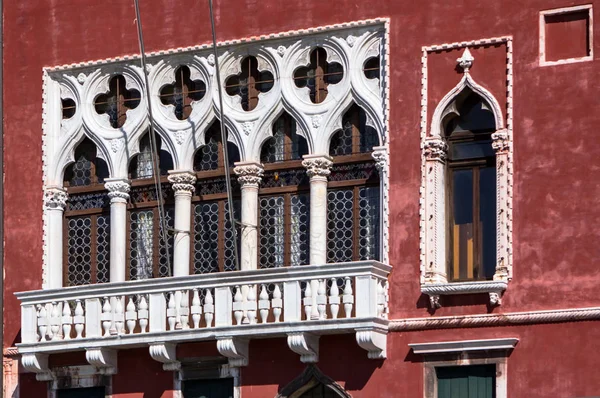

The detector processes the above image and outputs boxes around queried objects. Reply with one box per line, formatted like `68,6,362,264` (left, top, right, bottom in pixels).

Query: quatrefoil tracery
94,75,141,128
159,65,206,120
225,56,274,112
293,47,343,104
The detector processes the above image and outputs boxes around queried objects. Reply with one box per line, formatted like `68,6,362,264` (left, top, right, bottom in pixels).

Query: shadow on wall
416,293,499,315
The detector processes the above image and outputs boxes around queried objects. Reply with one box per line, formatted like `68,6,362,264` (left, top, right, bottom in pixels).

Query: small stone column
44,187,68,289
168,171,196,277
233,162,264,271
302,155,333,265
492,129,510,281
105,179,131,283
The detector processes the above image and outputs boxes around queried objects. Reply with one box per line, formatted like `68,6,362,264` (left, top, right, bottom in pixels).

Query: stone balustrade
16,261,391,378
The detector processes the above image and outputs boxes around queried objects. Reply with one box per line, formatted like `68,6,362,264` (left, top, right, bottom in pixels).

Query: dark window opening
94,75,140,128
183,378,233,398
294,47,343,104
129,132,173,180
225,56,273,111
261,113,308,163
329,104,379,157
444,90,497,281
64,138,109,187
160,65,207,120
62,98,76,119
363,56,380,80
193,121,240,172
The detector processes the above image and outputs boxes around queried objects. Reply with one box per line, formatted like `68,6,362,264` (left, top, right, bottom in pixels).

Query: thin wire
208,0,240,271
132,0,172,276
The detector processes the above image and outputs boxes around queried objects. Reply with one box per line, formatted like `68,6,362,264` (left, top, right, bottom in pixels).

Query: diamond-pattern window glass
193,202,220,274
259,196,286,268
290,194,310,266
67,217,93,286
96,215,111,283
327,189,354,263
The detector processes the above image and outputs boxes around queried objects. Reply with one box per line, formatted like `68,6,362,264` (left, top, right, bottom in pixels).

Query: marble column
233,162,264,271
105,179,131,283
44,187,68,289
168,171,196,277
301,154,333,265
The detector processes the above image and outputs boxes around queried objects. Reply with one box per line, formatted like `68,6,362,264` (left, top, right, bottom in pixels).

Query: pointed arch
276,366,351,398
429,74,504,139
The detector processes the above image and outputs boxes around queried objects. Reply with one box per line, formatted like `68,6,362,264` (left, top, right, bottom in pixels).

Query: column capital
105,178,131,201
423,138,447,162
371,146,388,172
491,129,510,153
302,154,333,179
234,162,264,188
44,187,68,210
167,170,196,194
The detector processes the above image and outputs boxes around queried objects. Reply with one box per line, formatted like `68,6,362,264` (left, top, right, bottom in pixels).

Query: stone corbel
287,332,319,363
86,348,117,375
421,281,508,308
21,353,53,381
217,337,249,367
355,328,387,359
149,343,180,371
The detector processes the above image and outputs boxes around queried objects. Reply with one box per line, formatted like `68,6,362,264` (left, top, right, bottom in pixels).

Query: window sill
421,280,508,308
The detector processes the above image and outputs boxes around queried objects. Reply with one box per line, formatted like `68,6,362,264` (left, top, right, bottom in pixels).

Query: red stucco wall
3,0,600,396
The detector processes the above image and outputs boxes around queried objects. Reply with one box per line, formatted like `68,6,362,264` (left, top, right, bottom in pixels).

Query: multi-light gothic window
327,104,380,263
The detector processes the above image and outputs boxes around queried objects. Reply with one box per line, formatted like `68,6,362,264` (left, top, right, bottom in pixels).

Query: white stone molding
287,332,319,363
105,178,131,283
409,338,518,355
149,343,180,371
85,348,117,374
169,171,196,278
419,37,514,306
216,337,249,367
355,328,387,359
372,146,389,264
21,353,52,381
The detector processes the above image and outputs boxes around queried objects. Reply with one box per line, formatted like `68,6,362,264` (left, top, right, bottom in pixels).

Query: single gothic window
327,104,381,263
444,89,497,281
294,47,343,104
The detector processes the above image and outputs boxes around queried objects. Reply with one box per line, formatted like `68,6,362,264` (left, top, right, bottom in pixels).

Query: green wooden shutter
183,378,234,398
437,365,495,398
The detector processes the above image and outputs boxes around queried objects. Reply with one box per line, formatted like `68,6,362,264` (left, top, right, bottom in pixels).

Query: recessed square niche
540,5,593,65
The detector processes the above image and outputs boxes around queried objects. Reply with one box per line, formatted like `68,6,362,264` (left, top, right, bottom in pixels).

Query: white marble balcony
17,261,391,379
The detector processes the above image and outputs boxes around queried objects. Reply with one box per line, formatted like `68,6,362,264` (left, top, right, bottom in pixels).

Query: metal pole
0,0,5,390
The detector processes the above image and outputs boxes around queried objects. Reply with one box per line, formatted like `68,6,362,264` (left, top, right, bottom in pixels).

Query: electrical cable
132,0,173,276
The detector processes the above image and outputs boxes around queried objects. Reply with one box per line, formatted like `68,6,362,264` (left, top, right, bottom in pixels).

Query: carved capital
168,171,196,194
217,337,249,367
44,187,68,210
457,47,474,73
21,353,53,381
302,155,333,179
423,138,447,161
287,333,319,364
355,328,387,359
105,179,131,201
491,129,509,153
489,292,502,306
149,343,180,371
233,162,264,188
371,146,388,172
86,348,117,374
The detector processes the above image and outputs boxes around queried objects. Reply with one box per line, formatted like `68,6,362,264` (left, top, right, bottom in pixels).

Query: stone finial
302,155,333,179
167,171,196,194
457,47,474,73
233,162,264,187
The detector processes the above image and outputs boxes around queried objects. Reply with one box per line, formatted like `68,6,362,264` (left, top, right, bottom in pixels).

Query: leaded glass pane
327,189,354,263
358,187,380,261
329,121,353,156
195,137,220,171
193,202,220,274
224,200,241,271
67,217,92,286
67,192,110,211
136,137,154,179
69,154,93,187
158,207,174,278
261,169,309,188
290,194,310,266
329,162,378,182
262,124,285,163
259,196,285,268
96,215,110,283
129,210,154,280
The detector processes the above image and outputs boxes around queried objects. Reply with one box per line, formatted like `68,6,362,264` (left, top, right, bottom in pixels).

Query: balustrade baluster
74,300,85,339
125,297,137,334
50,302,60,340
101,297,112,337
62,301,72,340
180,290,190,329
204,289,214,327
258,285,270,324
247,285,257,325
167,293,177,331
191,289,202,329
272,284,282,322
138,295,149,333
317,280,327,320
343,277,353,318
114,297,124,335
303,282,313,320
329,278,340,319
37,304,48,342
233,286,244,325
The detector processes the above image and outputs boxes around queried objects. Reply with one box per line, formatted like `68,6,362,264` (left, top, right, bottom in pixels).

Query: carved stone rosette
105,179,131,202
44,187,68,210
423,138,447,162
302,155,333,180
234,162,264,188
167,171,196,194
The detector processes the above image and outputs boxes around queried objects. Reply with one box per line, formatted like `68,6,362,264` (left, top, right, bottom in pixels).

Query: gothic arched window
277,366,351,398
327,104,381,263
127,132,175,280
63,138,110,286
191,121,241,274
443,89,497,281
258,113,310,268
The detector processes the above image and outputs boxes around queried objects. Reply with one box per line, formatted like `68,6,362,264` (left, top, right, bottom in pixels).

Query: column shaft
169,171,196,277
234,162,264,271
44,188,68,289
105,179,131,283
